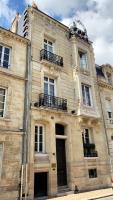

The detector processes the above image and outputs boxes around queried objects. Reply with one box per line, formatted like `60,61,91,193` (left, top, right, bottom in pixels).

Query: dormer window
79,51,88,70
106,72,112,84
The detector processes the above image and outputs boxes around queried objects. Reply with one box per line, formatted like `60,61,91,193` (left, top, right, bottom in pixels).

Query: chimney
11,12,20,33
32,1,38,10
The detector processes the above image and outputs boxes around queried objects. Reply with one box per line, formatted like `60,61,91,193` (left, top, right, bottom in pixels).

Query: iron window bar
38,93,67,111
84,151,98,157
40,49,63,67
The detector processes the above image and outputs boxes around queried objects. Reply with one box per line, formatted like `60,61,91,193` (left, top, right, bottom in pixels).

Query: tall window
106,99,112,118
44,39,53,53
0,45,10,68
82,129,92,144
44,77,55,96
0,144,3,177
79,51,88,70
0,88,6,117
82,84,92,106
35,125,44,153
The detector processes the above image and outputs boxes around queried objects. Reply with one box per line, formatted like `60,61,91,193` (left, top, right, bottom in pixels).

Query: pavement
48,188,113,200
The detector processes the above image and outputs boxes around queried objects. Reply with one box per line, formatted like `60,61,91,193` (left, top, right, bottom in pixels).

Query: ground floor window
0,88,6,117
0,143,3,177
88,168,97,178
35,125,45,153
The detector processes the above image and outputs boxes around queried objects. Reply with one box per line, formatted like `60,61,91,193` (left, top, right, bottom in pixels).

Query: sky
0,0,113,66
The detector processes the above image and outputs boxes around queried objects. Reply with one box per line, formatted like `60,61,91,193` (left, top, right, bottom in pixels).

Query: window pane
4,54,9,62
79,52,87,69
0,144,3,176
82,85,85,104
48,45,53,53
3,61,9,68
0,110,3,117
85,86,91,106
44,43,47,50
39,143,42,152
50,84,54,96
0,46,2,63
44,39,47,43
0,89,5,96
48,41,52,45
44,77,48,81
0,89,5,117
0,46,2,65
3,47,10,68
35,142,37,152
4,47,9,55
39,126,43,135
44,82,48,94
49,79,54,83
39,134,42,142
35,126,38,133
35,133,37,143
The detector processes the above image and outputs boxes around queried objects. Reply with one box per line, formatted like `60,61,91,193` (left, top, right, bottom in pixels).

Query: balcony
84,151,98,157
83,143,95,149
40,49,63,67
36,93,67,111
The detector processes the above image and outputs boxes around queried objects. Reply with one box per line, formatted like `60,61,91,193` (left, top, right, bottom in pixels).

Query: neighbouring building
10,4,111,200
96,64,113,179
0,26,30,200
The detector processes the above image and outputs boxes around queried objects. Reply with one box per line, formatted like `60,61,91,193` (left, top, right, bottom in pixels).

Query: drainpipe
20,42,31,200
97,77,113,186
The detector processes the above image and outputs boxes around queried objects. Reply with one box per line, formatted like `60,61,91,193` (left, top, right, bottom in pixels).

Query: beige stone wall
0,29,28,200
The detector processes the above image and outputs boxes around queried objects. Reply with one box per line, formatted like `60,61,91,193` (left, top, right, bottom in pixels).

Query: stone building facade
14,5,111,199
96,64,113,179
0,27,30,200
0,4,112,200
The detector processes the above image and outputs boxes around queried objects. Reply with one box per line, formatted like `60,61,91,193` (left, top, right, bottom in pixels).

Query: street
96,196,113,200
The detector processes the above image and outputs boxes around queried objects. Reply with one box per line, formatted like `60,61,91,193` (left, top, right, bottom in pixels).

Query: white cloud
0,0,16,25
25,0,89,17
25,0,113,66
93,37,113,65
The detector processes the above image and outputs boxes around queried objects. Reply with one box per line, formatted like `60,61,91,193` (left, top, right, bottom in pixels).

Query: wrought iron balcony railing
83,143,95,149
38,93,67,111
84,151,98,157
40,49,63,67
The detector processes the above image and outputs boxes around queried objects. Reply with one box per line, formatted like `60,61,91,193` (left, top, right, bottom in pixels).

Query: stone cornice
0,26,30,44
0,68,26,81
97,79,113,90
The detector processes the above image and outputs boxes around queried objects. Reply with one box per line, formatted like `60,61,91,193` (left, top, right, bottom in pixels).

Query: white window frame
35,125,45,153
82,128,93,143
81,84,92,106
0,87,7,118
0,44,11,68
44,77,56,96
0,143,3,179
79,51,88,70
44,39,54,53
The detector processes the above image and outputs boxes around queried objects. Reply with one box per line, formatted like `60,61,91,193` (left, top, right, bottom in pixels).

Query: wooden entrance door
34,172,47,197
56,139,67,186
